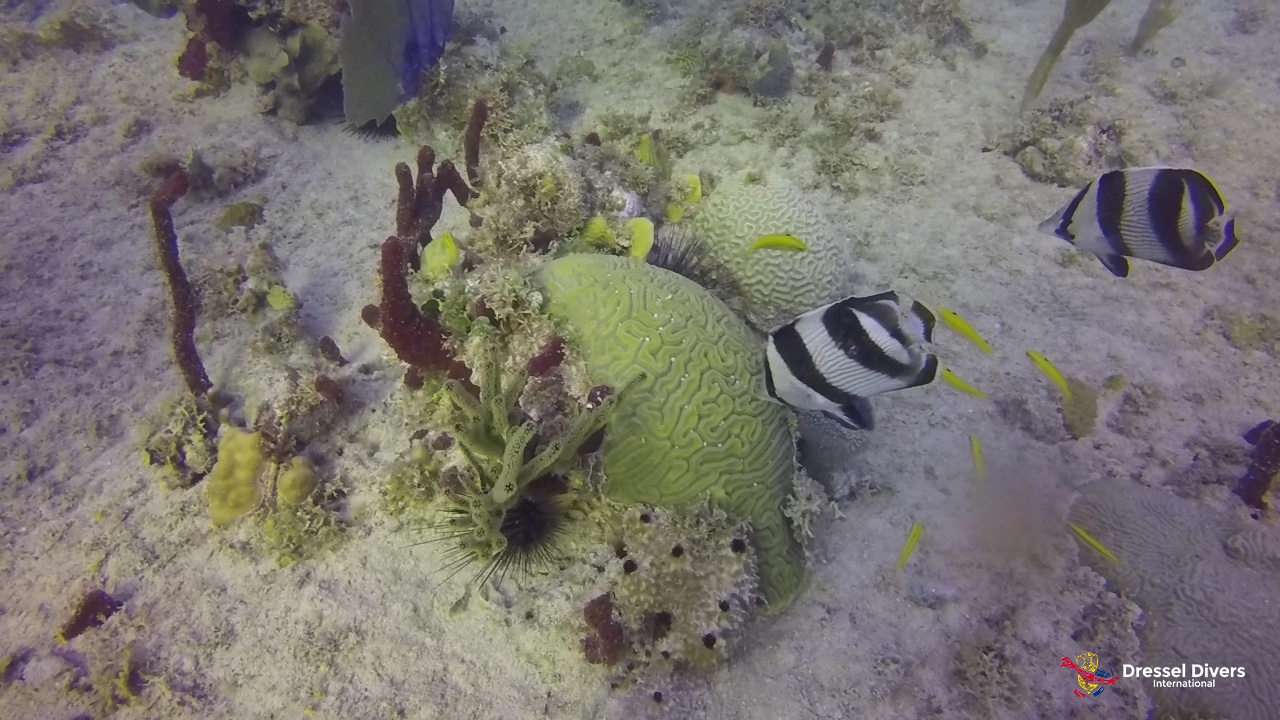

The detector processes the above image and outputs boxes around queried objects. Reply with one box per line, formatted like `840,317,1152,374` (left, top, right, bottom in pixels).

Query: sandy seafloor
2,0,1279,718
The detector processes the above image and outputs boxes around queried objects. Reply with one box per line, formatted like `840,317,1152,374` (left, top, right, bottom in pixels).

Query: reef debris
57,589,123,643
1235,420,1279,510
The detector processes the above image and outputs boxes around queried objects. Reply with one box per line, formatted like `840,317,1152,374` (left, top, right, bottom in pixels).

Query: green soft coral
440,319,644,558
535,254,806,610
244,22,340,123
1020,0,1111,112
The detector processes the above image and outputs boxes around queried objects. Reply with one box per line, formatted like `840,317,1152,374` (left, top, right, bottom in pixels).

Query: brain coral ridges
1069,481,1280,720
689,171,857,331
534,253,807,610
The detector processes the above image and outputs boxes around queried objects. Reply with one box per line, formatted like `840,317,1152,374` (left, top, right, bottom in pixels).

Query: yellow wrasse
937,306,993,355
422,231,461,280
746,233,807,254
1027,350,1072,401
896,522,924,569
1067,522,1119,563
941,367,987,400
969,434,985,483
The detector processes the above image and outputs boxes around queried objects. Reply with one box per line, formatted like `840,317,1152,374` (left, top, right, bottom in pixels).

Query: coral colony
18,0,1267,716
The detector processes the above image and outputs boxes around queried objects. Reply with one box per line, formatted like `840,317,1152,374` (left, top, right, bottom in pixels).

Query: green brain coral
690,171,855,330
534,254,806,610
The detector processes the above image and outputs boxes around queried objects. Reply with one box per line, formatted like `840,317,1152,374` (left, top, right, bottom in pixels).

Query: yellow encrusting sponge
205,428,267,527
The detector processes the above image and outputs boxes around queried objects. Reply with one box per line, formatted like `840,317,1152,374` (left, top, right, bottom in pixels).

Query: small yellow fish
941,367,986,400
896,522,923,569
937,306,993,355
969,434,985,483
746,233,808,254
1026,350,1072,401
422,231,461,280
1067,522,1119,563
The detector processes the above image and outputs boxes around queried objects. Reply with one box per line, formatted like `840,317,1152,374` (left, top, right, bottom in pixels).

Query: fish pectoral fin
1095,253,1130,278
826,398,875,432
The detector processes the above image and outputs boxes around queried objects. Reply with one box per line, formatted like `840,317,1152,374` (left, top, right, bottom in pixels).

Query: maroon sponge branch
371,237,472,385
149,170,212,398
464,99,488,188
394,145,477,268
369,145,481,388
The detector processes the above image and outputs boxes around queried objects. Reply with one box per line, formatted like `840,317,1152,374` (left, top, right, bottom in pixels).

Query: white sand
2,0,1278,718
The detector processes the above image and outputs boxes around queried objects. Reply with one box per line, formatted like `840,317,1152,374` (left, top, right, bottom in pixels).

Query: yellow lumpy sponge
276,456,318,506
536,254,806,610
205,428,267,527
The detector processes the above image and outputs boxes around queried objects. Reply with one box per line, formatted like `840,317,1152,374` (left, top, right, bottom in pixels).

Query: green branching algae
436,318,645,571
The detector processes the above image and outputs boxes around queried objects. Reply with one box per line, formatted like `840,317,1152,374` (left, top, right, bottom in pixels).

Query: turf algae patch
535,254,805,610
1069,482,1280,719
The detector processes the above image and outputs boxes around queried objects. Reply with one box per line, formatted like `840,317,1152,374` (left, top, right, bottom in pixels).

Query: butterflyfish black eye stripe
1056,185,1090,241
1179,170,1221,238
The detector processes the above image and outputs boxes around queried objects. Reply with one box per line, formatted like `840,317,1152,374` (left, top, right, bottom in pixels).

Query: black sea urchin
431,474,570,589
344,115,400,141
645,225,735,299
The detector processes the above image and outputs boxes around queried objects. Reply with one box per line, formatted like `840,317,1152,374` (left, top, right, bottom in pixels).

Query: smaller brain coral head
690,172,856,330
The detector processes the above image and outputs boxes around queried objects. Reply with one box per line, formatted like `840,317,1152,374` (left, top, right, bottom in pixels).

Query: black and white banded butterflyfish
763,291,939,431
1038,166,1239,278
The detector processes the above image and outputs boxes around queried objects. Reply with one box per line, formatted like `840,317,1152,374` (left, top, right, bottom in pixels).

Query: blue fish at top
400,0,455,99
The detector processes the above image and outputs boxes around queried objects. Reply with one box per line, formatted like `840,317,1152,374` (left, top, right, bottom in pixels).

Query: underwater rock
690,171,856,330
613,504,758,666
1069,481,1280,719
748,41,794,99
535,254,806,610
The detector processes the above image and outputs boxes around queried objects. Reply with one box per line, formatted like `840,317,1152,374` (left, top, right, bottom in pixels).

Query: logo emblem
1060,653,1117,697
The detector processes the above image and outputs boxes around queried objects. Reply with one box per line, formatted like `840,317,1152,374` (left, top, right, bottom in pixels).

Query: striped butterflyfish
763,291,939,431
1038,167,1239,278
